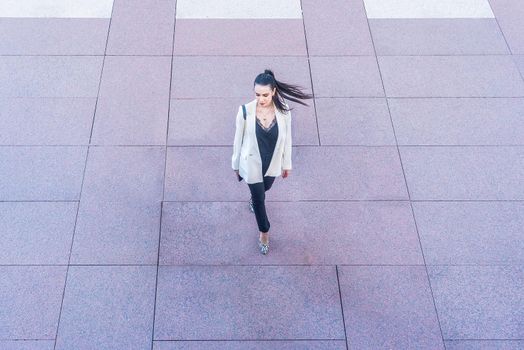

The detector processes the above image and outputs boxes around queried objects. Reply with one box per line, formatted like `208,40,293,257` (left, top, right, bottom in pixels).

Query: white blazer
231,98,292,184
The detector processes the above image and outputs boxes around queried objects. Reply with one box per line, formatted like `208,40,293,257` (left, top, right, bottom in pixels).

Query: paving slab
370,19,509,55
310,56,384,97
445,340,524,349
400,146,524,200
164,146,408,201
174,19,306,56
489,0,524,54
92,56,171,145
0,56,103,98
363,0,494,18
175,0,302,19
0,202,77,265
153,340,346,350
70,200,160,265
168,98,318,146
171,56,311,98
389,98,524,145
378,55,524,97
106,0,175,55
315,98,396,145
55,266,156,350
154,265,344,340
514,55,524,78
301,0,374,55
413,201,524,265
0,266,67,339
160,201,422,265
81,146,165,203
0,146,87,201
0,97,96,145
339,266,445,350
428,265,524,339
0,18,109,55
0,341,55,350
0,0,114,18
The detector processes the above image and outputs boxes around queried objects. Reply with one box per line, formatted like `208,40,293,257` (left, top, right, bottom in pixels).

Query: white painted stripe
0,0,114,18
176,0,302,19
363,0,494,18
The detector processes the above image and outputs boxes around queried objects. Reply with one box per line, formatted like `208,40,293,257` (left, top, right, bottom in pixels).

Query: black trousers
248,175,275,233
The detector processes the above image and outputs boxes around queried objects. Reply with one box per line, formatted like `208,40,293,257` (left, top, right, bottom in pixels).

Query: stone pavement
1,0,524,349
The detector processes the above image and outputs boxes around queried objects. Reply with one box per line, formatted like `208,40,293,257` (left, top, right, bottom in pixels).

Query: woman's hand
282,169,291,179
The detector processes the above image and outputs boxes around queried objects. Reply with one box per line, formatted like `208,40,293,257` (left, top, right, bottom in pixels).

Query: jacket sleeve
231,105,244,170
282,109,292,170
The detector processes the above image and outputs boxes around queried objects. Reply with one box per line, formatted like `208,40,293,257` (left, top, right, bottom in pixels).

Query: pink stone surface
339,266,445,349
168,98,318,146
174,19,307,56
315,97,396,145
302,0,374,55
0,18,109,55
4,1,524,346
309,56,384,97
164,146,408,201
171,56,312,98
159,201,423,265
154,265,344,340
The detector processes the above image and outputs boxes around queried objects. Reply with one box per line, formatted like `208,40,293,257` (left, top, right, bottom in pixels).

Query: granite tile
389,98,524,145
309,56,384,97
106,0,175,55
0,202,77,265
153,340,346,349
70,201,160,265
171,56,311,98
154,266,344,340
168,98,318,146
315,98,395,145
55,266,157,350
0,18,109,55
0,341,55,350
0,56,103,98
445,340,524,349
81,146,165,203
413,201,524,264
0,266,67,339
489,0,524,54
302,0,374,55
378,55,524,97
0,97,96,145
174,19,306,56
428,265,524,339
92,56,171,145
339,266,444,350
164,146,408,201
370,18,509,55
160,201,423,265
0,146,87,200
400,146,524,200
363,0,494,18
175,0,302,19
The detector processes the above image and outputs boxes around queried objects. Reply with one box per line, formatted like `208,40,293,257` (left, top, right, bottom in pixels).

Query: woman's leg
247,181,270,236
263,176,276,192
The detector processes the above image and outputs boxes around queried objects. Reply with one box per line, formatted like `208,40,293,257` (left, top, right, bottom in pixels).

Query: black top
256,116,278,175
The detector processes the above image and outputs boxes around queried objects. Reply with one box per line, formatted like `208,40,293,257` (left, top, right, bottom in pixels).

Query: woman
232,69,312,255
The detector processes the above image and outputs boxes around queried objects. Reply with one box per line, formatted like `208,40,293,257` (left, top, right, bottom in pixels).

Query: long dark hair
254,69,313,113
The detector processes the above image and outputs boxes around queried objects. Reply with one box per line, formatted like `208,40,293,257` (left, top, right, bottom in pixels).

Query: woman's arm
231,105,245,170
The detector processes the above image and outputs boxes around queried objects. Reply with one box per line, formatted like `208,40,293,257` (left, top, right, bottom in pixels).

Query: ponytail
254,69,313,113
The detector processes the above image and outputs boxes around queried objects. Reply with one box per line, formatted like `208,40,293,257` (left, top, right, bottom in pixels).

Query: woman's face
254,84,276,107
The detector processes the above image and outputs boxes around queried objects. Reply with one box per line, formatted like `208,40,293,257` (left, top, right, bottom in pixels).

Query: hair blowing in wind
254,69,313,113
